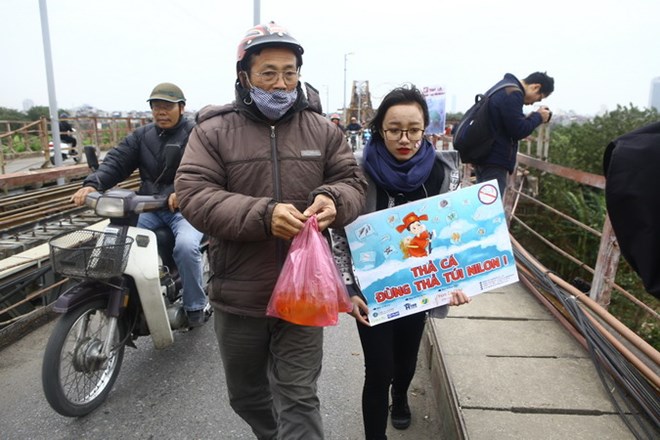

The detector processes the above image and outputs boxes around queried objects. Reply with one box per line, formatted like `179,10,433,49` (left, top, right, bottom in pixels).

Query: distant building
650,77,660,111
22,99,34,111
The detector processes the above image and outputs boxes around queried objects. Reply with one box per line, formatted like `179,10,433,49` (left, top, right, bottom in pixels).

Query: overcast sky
2,0,659,117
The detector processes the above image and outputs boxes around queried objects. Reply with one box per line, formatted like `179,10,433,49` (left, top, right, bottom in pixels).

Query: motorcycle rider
70,83,208,327
58,112,77,148
346,116,362,151
346,116,362,132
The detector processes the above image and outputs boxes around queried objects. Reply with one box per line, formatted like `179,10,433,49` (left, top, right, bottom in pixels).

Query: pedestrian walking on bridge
175,22,366,440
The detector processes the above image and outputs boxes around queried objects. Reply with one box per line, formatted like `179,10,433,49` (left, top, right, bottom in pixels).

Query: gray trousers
214,309,324,440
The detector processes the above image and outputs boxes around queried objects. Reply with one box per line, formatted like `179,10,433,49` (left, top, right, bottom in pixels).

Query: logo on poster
478,184,499,205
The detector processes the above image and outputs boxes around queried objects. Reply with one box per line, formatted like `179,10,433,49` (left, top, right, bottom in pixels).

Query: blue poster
344,181,518,325
423,85,446,135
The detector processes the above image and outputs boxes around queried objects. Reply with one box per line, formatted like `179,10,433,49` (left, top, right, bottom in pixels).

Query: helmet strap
238,71,251,89
239,72,255,105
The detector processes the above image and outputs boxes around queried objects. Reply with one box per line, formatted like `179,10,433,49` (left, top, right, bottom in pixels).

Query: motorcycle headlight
95,196,127,218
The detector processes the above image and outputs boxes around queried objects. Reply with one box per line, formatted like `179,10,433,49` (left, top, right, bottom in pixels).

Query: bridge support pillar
590,215,620,307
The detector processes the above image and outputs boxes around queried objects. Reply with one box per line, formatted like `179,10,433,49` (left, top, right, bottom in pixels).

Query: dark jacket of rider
82,118,195,197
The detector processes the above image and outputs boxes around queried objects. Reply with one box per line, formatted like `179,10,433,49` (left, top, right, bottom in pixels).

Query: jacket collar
154,116,187,137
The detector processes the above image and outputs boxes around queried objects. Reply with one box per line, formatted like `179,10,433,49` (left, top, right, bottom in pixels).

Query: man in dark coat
473,72,554,196
70,83,208,327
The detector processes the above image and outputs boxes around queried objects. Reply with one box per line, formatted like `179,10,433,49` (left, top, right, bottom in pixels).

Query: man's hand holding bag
266,215,353,326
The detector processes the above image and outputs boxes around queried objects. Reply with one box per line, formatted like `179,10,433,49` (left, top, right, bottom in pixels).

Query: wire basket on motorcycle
49,229,134,280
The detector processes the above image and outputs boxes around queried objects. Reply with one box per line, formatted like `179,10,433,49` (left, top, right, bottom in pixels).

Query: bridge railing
0,116,151,173
499,152,659,344
442,119,657,347
495,151,659,433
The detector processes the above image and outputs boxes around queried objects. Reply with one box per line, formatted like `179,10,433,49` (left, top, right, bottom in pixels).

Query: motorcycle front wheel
42,299,126,417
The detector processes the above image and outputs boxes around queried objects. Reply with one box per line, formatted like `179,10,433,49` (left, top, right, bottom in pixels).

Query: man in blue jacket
473,72,554,196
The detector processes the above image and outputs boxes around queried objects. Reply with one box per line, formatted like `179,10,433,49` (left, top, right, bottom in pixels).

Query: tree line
0,106,52,122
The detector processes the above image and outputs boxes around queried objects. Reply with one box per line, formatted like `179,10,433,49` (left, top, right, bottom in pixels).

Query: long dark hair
368,84,430,143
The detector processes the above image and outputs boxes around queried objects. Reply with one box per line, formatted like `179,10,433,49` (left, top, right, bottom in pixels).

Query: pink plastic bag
266,215,353,326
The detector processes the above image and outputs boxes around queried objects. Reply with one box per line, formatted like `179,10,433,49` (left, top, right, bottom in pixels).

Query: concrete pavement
424,282,637,440
0,311,441,439
1,155,50,174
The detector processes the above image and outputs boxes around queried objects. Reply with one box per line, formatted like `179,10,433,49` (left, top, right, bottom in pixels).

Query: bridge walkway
424,281,636,440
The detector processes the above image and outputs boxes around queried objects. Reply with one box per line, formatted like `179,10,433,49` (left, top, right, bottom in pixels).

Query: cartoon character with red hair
396,212,430,258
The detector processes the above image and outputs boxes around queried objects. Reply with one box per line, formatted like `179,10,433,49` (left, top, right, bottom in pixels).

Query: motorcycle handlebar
86,189,169,218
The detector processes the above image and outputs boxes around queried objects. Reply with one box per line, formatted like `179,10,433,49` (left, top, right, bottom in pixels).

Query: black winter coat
604,121,660,299
83,118,195,197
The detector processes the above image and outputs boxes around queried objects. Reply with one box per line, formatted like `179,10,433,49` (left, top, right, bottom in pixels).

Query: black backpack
453,82,520,163
603,121,660,299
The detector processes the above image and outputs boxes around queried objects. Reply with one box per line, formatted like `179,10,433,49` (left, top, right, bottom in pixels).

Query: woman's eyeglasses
383,128,425,141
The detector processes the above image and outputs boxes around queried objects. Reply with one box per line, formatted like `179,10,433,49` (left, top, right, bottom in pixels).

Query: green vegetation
26,106,51,121
0,107,28,121
0,105,67,122
10,134,43,153
548,105,658,174
512,105,660,348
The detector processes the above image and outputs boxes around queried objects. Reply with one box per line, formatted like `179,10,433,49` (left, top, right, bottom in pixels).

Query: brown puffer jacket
175,83,367,317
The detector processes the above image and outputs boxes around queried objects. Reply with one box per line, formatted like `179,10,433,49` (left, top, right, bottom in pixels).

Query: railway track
0,176,140,259
0,175,141,325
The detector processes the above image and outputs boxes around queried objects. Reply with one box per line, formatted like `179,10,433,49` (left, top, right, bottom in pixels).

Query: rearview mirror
84,145,99,171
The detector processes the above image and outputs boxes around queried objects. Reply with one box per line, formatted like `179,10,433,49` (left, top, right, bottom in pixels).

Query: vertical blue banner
423,85,447,136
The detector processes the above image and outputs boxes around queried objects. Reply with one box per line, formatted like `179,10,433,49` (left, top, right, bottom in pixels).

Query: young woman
332,85,471,440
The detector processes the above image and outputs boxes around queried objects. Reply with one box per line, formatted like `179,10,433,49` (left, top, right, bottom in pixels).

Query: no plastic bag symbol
477,184,499,205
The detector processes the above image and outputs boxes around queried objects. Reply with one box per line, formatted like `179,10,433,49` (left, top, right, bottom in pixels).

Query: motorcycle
48,140,80,165
41,187,211,417
362,128,372,146
49,128,81,165
346,130,361,152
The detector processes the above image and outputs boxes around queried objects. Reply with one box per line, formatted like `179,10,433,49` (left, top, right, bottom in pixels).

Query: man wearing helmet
175,22,366,440
329,113,344,132
346,116,362,132
71,83,208,327
346,116,363,152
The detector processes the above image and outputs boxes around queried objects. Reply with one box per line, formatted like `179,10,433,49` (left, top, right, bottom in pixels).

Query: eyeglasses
253,70,299,85
150,101,178,111
383,128,425,141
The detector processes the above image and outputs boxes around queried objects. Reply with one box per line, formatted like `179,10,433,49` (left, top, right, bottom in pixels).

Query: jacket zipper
270,125,281,201
269,125,285,270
